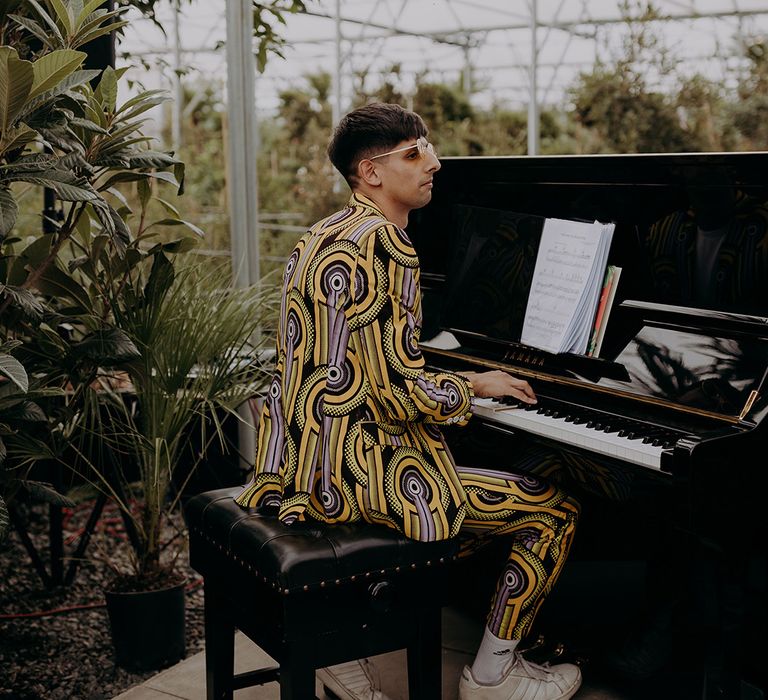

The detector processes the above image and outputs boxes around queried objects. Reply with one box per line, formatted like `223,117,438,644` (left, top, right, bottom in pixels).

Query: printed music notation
521,217,615,354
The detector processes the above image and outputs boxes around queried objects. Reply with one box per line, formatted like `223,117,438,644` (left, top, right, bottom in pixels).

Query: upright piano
406,151,768,696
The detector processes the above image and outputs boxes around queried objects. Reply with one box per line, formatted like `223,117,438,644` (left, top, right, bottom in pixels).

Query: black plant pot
105,580,186,672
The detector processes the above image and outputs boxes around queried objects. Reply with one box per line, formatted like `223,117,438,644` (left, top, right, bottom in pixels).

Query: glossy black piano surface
407,152,768,697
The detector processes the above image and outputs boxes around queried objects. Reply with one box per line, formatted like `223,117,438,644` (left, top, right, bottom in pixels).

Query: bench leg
407,606,442,700
204,580,235,700
279,640,318,700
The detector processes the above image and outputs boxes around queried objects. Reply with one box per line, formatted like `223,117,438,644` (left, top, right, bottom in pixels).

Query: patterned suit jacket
235,193,474,541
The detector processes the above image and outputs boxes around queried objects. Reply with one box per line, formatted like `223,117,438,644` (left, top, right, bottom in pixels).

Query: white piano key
472,397,665,471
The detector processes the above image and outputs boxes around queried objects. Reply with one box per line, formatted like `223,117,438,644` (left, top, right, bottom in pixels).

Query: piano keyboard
472,396,680,471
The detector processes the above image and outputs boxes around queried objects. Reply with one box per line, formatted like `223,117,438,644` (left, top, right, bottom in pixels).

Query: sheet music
521,217,614,354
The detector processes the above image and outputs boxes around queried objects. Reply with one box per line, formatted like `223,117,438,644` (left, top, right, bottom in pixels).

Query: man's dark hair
327,102,428,186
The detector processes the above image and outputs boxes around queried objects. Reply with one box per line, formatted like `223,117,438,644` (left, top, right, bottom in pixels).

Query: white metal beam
225,0,260,468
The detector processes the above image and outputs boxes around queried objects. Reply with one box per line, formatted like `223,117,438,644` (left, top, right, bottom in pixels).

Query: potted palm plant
90,256,276,671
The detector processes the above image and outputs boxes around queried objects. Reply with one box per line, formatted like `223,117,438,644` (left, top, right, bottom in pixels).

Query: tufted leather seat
185,487,462,700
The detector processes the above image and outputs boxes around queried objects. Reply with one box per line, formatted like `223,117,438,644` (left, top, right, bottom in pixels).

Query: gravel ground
0,498,205,700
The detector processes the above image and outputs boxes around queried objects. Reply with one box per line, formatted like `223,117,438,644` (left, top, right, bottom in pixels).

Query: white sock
470,627,520,685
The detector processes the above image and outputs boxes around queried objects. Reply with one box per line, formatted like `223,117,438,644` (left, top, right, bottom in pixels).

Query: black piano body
406,152,768,697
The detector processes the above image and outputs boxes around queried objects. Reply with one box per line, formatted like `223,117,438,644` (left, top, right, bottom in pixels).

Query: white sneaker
458,652,581,700
317,658,389,700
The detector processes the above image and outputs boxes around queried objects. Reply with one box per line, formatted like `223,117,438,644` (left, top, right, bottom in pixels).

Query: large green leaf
75,0,104,22
26,0,65,48
7,14,52,50
143,251,174,309
97,66,118,113
47,0,75,37
59,150,95,175
97,170,148,190
0,187,18,240
76,0,110,24
0,353,28,393
91,198,116,237
19,69,99,120
36,263,93,312
69,116,108,134
127,150,179,169
98,129,151,156
147,217,205,238
51,179,99,202
115,89,168,119
18,400,46,422
72,18,129,51
7,234,52,286
29,49,86,101
74,328,140,364
21,481,75,508
147,237,197,254
72,8,110,39
0,151,55,171
154,196,180,217
137,177,151,211
0,124,38,156
147,171,180,189
0,285,46,318
11,168,99,202
0,47,34,134
107,203,131,255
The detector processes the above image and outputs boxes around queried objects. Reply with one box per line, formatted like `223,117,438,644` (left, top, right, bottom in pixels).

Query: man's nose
426,152,441,172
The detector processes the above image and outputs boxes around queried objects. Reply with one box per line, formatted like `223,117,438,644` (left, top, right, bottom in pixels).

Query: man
236,102,581,700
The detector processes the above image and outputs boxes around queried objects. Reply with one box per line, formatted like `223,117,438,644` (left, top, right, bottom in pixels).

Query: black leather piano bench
184,487,462,700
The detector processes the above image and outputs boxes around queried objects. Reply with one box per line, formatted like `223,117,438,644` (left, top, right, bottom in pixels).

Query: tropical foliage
1,1,183,533
76,261,277,581
0,0,277,589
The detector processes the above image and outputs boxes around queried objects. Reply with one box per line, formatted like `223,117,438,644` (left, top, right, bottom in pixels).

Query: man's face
368,138,441,212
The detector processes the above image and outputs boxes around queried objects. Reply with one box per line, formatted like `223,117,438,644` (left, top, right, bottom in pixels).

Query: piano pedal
521,635,589,668
518,633,547,655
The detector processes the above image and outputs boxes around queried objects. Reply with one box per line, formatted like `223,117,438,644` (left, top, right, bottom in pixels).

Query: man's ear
357,158,381,187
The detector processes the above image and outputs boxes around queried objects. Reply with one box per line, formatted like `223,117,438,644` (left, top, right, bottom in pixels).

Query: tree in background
725,38,768,150
568,1,699,153
674,74,732,152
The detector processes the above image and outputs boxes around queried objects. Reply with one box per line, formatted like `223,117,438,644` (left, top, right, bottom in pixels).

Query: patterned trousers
455,463,580,641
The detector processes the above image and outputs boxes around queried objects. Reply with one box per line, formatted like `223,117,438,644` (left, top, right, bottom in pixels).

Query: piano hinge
739,390,759,421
